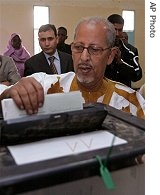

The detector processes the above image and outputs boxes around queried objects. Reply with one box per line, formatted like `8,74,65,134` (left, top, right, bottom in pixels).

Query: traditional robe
27,72,145,119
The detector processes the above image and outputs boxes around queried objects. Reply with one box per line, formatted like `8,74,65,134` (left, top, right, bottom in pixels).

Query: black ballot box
0,104,145,195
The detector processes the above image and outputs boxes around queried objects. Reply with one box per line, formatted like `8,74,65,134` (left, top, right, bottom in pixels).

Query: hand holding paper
1,91,83,121
0,77,45,114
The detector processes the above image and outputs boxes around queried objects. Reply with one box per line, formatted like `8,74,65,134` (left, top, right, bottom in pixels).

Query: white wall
0,0,145,87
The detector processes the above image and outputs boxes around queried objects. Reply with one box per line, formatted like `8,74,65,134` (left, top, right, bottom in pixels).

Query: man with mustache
0,16,145,119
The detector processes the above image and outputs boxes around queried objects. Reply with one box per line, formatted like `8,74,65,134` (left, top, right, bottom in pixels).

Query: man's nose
45,39,50,45
115,30,120,36
80,48,91,60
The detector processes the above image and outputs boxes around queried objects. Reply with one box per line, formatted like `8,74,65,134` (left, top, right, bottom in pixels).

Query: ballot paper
1,91,83,121
8,130,127,165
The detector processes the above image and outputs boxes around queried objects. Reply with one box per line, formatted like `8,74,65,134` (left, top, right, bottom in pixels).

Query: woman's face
11,35,22,49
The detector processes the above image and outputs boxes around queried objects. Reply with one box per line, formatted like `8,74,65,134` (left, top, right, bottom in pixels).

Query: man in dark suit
105,14,142,87
122,31,139,56
24,24,73,76
57,26,72,55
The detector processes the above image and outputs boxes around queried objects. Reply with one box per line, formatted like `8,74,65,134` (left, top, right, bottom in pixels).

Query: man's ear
107,47,116,65
65,35,68,40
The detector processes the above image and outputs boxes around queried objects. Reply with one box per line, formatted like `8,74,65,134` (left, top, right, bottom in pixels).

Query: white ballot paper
1,91,83,121
8,130,127,165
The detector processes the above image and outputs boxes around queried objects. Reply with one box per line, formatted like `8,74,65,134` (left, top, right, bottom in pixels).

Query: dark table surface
0,105,145,195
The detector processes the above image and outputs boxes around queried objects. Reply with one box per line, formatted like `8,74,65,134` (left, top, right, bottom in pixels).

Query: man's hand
0,77,44,115
112,46,122,64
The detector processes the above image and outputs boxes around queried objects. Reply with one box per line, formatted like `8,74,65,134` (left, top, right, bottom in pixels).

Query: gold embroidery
122,106,130,113
47,76,64,94
70,76,114,104
114,88,145,119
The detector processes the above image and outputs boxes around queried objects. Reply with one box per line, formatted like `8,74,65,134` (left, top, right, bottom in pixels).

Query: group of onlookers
0,14,145,119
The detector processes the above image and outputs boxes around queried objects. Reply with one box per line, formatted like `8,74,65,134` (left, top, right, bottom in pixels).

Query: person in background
122,31,139,56
57,26,72,55
0,16,144,119
24,24,73,76
0,54,21,85
3,33,31,77
122,31,128,44
105,14,142,87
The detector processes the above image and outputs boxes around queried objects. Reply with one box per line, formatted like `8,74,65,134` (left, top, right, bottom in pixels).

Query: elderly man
0,16,144,119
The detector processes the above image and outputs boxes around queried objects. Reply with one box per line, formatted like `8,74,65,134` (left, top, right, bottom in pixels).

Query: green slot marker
96,155,115,190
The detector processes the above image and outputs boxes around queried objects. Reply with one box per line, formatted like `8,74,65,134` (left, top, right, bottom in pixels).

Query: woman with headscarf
3,33,31,77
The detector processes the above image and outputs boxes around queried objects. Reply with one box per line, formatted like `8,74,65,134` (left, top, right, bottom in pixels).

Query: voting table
0,105,145,195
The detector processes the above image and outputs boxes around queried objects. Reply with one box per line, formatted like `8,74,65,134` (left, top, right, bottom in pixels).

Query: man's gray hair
74,16,116,48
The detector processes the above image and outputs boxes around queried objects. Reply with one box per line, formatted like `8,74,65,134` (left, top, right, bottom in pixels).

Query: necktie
48,56,58,74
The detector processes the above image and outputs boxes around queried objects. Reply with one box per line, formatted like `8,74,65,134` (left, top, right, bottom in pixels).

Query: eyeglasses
71,43,110,56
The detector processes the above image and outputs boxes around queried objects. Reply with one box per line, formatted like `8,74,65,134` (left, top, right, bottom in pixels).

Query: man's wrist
116,59,123,64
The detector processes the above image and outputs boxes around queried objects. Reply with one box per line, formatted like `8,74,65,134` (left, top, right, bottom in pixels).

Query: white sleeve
0,84,12,95
27,72,75,94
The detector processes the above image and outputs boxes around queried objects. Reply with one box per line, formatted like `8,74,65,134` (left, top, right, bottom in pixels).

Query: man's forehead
113,23,123,30
58,29,66,34
39,30,55,37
